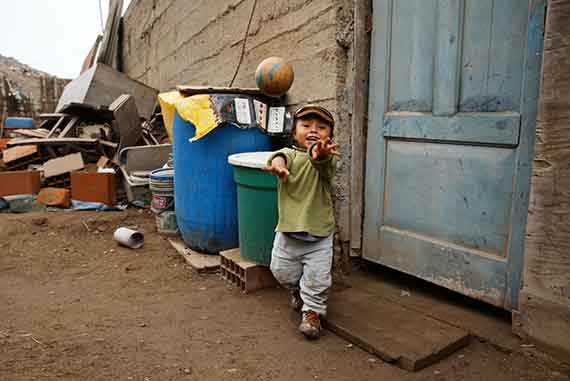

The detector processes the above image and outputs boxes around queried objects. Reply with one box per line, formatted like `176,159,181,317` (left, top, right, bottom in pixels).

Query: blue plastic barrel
173,112,273,253
4,117,36,129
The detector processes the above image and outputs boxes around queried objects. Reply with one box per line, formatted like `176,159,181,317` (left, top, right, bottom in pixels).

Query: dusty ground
1,210,569,381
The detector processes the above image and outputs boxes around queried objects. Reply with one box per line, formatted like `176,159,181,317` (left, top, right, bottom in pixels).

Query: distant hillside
0,54,53,78
0,54,69,120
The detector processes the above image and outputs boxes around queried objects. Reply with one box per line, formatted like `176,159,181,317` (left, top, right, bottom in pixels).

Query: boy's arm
264,149,293,181
308,141,338,181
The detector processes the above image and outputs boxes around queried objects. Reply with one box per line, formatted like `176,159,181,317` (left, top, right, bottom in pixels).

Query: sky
0,0,132,79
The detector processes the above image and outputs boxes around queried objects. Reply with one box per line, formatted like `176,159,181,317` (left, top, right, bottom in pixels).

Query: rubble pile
0,67,169,212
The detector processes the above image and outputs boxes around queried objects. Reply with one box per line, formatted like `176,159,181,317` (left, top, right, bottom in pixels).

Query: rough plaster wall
122,0,355,258
517,0,570,359
523,0,570,309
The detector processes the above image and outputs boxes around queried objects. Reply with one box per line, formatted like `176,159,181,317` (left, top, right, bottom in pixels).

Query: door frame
361,0,546,310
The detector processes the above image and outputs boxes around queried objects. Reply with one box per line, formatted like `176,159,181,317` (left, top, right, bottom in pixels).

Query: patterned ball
255,57,294,97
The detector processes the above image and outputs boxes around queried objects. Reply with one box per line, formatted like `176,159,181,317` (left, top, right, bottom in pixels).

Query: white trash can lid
228,151,274,169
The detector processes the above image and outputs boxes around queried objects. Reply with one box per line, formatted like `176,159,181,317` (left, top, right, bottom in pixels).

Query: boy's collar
292,145,308,152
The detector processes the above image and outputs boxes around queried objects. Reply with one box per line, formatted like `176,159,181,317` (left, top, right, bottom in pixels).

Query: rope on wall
228,0,258,87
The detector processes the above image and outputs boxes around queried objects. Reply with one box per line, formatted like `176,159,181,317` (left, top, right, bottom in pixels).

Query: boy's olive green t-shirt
268,145,336,237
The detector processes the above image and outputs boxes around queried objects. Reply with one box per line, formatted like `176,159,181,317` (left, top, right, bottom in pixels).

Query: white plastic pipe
113,227,144,249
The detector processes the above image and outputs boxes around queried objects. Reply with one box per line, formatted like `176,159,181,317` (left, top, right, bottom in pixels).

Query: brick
220,249,277,293
0,170,41,196
37,187,71,208
71,171,117,206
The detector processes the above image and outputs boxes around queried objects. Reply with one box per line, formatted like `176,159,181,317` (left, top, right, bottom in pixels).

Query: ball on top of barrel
255,57,294,97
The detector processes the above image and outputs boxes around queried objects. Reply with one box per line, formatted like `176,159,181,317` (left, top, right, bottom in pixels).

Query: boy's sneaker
299,310,321,339
290,290,302,311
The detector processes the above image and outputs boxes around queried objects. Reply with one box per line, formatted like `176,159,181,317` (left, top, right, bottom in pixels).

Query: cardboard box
0,170,41,196
71,171,117,206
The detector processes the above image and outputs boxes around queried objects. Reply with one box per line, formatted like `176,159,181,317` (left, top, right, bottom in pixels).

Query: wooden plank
363,0,392,260
46,115,67,138
177,85,263,97
383,111,521,145
8,138,99,147
349,0,372,252
2,145,38,164
81,34,103,74
97,0,123,69
169,238,220,273
58,116,80,138
327,286,470,371
42,152,85,178
347,271,521,351
505,0,545,309
433,0,463,116
11,129,49,138
38,113,66,120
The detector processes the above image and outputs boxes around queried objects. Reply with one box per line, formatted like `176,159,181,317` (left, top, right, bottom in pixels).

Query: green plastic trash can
228,152,278,266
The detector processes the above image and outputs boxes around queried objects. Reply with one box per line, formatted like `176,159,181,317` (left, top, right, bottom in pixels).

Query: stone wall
122,0,355,259
516,0,570,362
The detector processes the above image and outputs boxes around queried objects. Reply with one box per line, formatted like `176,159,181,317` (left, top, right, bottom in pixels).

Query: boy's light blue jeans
270,232,333,316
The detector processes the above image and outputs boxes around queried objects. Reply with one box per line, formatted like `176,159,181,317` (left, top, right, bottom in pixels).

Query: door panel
364,0,545,309
383,141,515,256
460,0,529,112
390,0,436,111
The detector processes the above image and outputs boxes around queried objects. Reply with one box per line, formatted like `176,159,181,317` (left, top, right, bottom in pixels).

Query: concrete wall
122,0,355,262
515,0,570,362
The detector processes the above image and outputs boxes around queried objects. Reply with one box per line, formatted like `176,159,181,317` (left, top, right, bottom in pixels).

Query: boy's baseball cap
294,104,335,127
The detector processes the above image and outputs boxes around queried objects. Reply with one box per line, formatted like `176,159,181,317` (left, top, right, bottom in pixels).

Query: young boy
265,104,339,340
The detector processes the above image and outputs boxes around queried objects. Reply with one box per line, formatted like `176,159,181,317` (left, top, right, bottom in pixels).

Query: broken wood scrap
2,145,39,164
81,34,103,74
46,115,69,138
11,129,49,139
57,116,80,138
42,152,84,178
7,138,99,147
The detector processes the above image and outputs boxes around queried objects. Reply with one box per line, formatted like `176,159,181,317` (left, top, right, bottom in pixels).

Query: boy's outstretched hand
264,156,290,182
311,138,341,160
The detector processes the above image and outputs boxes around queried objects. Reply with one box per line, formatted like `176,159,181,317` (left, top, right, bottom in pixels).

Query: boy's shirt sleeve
267,148,294,168
308,142,337,181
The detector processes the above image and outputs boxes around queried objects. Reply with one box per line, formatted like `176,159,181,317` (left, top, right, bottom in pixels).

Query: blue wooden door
364,0,545,309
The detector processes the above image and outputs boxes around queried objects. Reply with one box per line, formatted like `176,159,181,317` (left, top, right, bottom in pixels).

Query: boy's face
294,116,333,149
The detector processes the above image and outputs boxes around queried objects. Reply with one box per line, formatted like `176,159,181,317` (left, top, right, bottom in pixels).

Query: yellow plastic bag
174,94,221,141
157,91,185,141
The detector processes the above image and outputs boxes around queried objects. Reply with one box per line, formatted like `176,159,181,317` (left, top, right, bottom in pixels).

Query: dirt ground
1,210,569,381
